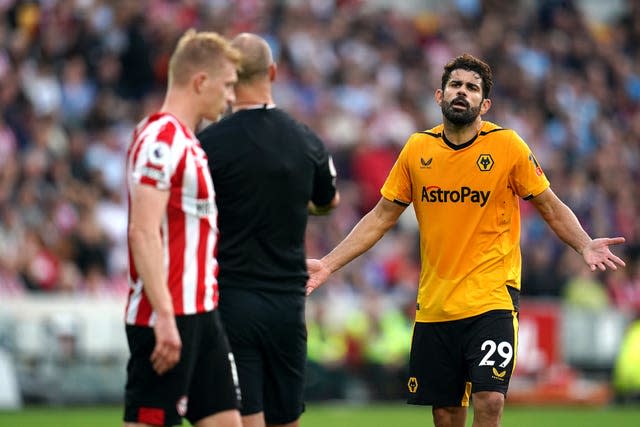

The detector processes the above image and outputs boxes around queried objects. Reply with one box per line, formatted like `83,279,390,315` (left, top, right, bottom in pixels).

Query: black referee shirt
198,107,336,294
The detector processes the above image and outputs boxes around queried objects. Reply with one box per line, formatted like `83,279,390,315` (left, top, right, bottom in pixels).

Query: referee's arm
308,191,340,215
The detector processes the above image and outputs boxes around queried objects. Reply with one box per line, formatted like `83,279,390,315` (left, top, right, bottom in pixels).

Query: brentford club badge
176,395,188,416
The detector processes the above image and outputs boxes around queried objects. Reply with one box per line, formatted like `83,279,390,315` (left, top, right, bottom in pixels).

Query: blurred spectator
59,55,97,128
70,203,109,280
350,139,397,214
358,292,412,400
562,260,610,311
19,229,60,292
306,300,349,400
608,254,640,318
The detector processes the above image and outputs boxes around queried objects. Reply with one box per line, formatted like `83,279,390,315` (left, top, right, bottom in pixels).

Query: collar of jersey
233,103,276,112
442,130,479,150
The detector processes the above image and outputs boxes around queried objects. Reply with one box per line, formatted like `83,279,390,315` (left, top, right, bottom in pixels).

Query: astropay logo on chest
421,185,491,207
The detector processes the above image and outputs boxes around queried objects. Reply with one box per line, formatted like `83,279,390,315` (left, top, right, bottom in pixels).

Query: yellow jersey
381,121,550,322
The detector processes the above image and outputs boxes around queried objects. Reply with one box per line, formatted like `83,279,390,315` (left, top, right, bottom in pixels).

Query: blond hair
168,29,241,87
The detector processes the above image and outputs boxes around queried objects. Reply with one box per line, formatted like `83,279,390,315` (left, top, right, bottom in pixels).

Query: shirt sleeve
131,120,183,191
380,135,413,205
309,130,337,207
508,131,550,199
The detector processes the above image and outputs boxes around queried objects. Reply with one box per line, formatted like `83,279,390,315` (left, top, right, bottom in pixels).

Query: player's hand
150,313,182,375
306,258,331,296
581,237,626,272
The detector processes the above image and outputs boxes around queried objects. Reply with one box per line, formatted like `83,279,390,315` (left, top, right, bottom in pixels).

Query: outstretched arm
530,188,626,272
306,197,406,295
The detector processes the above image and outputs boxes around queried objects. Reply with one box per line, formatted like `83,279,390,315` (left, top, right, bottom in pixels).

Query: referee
198,33,339,427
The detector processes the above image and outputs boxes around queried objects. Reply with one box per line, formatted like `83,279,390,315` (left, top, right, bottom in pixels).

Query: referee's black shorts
218,287,307,424
124,310,241,426
407,309,519,407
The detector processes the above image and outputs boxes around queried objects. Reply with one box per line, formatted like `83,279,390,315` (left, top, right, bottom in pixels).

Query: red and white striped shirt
125,112,219,326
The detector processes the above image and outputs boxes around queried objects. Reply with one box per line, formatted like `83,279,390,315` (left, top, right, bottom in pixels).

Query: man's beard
441,98,481,126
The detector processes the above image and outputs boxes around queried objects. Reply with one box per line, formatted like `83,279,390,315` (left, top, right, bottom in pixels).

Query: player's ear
435,88,443,106
480,98,491,115
192,72,208,94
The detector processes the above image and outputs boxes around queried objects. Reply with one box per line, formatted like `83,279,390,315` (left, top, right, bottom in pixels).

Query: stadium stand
0,0,638,404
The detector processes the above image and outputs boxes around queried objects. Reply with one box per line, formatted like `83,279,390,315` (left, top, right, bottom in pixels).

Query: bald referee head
230,33,276,95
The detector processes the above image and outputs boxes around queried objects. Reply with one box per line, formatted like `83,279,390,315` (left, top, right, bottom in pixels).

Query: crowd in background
0,0,639,394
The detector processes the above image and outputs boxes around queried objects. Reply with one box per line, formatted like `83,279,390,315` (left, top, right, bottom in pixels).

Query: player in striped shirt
124,29,242,427
306,54,626,427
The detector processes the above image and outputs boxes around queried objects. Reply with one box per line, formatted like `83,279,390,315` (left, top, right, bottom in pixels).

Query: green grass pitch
1,403,639,426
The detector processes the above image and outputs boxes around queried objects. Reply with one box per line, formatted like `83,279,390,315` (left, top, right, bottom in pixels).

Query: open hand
582,237,626,272
306,258,331,296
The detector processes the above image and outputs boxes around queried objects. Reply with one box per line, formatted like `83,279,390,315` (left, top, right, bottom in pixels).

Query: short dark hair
441,54,493,99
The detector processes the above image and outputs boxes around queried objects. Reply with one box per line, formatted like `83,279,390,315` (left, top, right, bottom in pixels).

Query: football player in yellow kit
306,54,625,427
